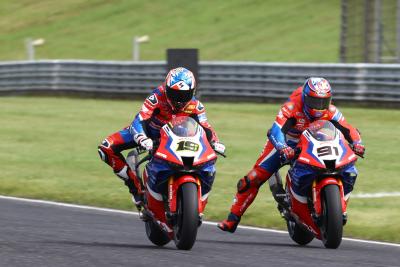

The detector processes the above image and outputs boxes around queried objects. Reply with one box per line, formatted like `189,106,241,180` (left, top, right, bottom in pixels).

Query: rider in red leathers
218,77,365,233
98,67,225,207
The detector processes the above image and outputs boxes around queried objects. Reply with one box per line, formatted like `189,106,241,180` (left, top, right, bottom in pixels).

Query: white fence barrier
0,60,399,104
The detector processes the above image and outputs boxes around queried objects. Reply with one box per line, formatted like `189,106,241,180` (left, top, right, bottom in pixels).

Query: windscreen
169,116,199,137
307,120,337,141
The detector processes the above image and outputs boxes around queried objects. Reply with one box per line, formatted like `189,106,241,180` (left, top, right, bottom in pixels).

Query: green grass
0,96,399,243
0,0,340,62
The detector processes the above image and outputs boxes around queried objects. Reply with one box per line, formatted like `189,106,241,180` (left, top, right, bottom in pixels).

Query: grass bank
1,0,340,62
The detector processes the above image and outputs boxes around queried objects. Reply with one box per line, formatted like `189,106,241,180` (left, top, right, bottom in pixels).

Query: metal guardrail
0,60,400,103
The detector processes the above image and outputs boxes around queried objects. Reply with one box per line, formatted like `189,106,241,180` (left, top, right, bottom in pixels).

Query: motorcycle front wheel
320,184,343,249
173,182,199,250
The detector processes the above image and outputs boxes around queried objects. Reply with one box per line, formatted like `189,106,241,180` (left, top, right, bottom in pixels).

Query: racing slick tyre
173,182,199,250
321,184,343,249
286,219,314,246
145,220,170,246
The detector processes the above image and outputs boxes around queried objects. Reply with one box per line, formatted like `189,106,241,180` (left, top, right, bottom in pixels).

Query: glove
352,143,365,158
279,146,295,162
134,134,153,151
212,142,226,155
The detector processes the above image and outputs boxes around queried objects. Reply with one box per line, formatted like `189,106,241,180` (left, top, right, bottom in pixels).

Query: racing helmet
165,67,196,111
302,77,332,120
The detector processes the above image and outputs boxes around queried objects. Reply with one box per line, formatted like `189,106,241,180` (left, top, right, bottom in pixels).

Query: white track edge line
1,195,399,248
352,192,400,198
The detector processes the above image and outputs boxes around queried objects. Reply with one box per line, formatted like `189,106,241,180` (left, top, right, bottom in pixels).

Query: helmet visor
304,95,331,110
166,87,194,108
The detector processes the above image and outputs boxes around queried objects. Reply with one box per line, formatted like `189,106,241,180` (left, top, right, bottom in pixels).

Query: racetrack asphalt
1,196,398,267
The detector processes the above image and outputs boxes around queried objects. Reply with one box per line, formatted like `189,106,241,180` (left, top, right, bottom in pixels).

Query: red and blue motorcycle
269,120,359,249
127,116,224,250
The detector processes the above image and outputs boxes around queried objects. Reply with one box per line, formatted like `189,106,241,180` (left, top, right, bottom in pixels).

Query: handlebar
215,150,227,158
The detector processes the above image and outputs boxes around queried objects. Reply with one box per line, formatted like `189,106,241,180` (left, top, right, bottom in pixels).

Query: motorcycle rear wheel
287,219,314,245
145,220,170,247
321,184,343,249
173,182,199,250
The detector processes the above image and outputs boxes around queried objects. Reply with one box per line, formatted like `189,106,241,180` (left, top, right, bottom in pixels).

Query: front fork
165,176,205,226
143,174,205,236
311,178,348,226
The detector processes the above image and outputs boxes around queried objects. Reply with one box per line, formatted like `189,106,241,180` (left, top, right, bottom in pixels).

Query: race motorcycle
127,116,224,250
269,120,359,249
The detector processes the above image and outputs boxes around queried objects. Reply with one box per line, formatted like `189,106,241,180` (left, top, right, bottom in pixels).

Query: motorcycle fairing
336,138,357,168
297,125,357,170
288,161,358,197
287,177,320,237
155,123,217,166
145,158,215,196
340,164,358,195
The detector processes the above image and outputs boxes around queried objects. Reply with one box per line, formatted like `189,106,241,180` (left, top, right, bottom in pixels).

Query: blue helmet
302,77,332,120
165,67,196,111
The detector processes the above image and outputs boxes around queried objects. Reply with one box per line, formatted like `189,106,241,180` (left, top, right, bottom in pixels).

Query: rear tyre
145,220,170,246
174,182,199,250
321,184,343,249
287,219,314,245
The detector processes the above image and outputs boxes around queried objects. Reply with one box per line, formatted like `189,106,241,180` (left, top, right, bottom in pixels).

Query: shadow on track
35,240,175,250
197,238,322,249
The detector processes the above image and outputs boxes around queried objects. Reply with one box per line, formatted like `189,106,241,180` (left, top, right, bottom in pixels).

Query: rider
98,67,225,206
218,77,365,233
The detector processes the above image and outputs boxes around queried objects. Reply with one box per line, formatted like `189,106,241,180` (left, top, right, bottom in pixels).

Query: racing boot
125,178,144,207
116,165,144,208
218,168,271,233
217,212,241,233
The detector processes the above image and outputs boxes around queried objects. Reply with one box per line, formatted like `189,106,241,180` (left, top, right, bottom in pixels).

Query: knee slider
98,147,108,163
98,139,112,163
237,176,251,193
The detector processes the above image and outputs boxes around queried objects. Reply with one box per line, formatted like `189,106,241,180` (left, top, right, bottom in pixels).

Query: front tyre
321,184,343,249
145,220,170,246
174,182,199,250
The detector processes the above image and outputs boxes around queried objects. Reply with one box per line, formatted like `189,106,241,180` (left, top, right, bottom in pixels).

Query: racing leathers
98,84,220,204
218,86,363,233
